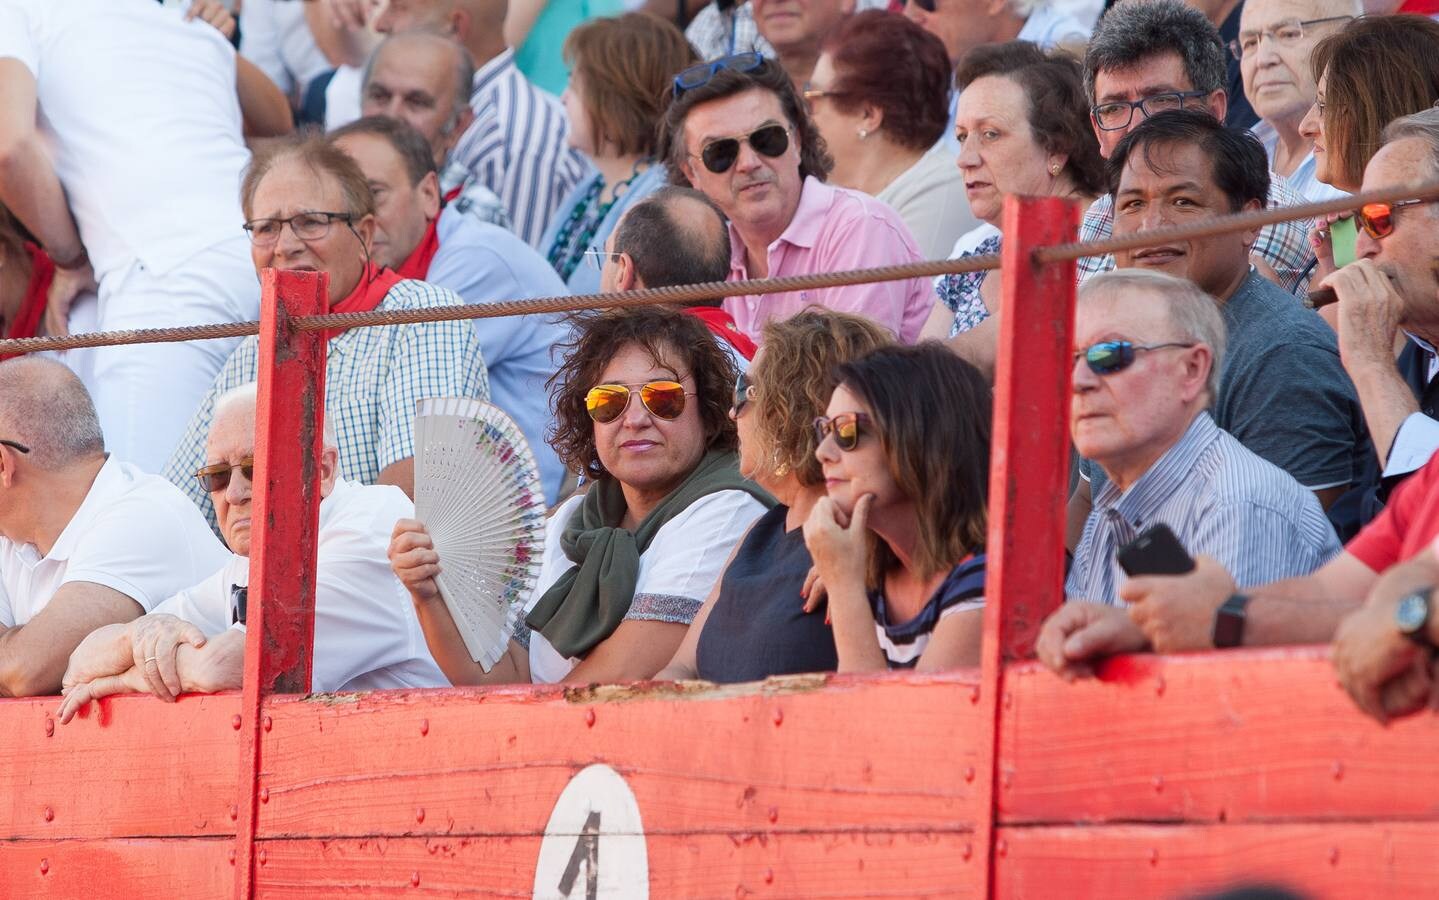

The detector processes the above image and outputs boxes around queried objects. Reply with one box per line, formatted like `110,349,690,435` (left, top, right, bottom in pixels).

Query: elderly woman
921,41,1105,378
390,306,772,685
657,310,893,683
803,10,977,259
541,13,697,292
802,343,992,670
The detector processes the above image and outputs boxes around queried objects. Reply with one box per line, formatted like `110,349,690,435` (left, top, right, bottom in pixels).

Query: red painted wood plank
252,673,986,839
0,838,232,898
237,268,329,899
254,832,981,898
0,693,241,839
999,648,1439,824
994,822,1439,899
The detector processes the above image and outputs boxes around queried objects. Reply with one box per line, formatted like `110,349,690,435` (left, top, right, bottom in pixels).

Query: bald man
0,358,228,697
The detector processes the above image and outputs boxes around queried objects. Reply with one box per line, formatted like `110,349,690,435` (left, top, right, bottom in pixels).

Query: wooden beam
0,838,232,898
234,268,329,899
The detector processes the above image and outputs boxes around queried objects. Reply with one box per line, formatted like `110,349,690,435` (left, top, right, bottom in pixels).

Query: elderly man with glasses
163,133,489,529
58,383,448,722
0,358,228,697
657,53,934,344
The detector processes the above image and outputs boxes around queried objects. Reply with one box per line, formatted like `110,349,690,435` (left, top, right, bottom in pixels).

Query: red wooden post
233,268,329,899
974,196,1079,897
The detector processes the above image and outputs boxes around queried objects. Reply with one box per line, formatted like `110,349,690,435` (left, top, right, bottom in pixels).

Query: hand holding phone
1115,524,1195,577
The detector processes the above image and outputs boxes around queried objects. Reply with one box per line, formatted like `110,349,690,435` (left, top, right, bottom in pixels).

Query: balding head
0,358,104,471
362,31,476,165
606,187,731,299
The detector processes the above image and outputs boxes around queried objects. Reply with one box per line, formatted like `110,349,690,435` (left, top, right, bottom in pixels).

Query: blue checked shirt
163,278,490,528
1076,170,1315,296
448,49,592,249
1067,414,1340,606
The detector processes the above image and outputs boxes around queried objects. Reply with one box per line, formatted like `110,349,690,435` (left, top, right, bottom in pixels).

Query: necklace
547,160,649,282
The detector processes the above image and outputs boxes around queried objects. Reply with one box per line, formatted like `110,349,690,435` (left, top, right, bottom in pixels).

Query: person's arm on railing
0,582,145,697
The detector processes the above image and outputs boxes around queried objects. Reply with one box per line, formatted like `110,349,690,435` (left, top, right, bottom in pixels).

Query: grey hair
363,30,476,136
212,383,339,452
1381,106,1439,185
0,357,104,470
1080,269,1227,402
1083,0,1226,102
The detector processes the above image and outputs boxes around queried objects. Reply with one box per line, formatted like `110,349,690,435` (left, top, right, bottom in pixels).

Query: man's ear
1240,196,1264,249
679,158,697,187
318,446,339,497
354,213,378,258
1185,344,1214,404
1207,89,1228,125
617,252,639,291
418,171,441,220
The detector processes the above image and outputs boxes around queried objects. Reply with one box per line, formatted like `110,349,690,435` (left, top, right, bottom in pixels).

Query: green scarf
525,449,774,659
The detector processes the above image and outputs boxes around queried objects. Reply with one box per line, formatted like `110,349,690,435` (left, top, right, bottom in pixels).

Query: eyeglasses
812,412,872,452
1355,199,1434,240
0,439,29,454
195,457,255,493
801,85,849,110
692,124,791,174
585,381,693,424
1227,16,1353,60
673,51,765,97
584,249,622,271
1091,91,1211,132
243,211,354,247
731,370,756,416
1076,340,1197,375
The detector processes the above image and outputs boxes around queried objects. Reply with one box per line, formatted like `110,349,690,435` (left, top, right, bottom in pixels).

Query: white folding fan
413,398,547,671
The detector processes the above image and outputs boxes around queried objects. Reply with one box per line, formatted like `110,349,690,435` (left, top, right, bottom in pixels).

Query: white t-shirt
238,0,331,100
0,0,250,279
0,457,229,627
525,490,769,684
152,479,448,692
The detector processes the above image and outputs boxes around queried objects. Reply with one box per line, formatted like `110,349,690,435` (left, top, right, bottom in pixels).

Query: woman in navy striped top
803,344,992,670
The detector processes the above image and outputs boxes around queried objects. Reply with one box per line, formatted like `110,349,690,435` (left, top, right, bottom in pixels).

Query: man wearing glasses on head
657,53,935,345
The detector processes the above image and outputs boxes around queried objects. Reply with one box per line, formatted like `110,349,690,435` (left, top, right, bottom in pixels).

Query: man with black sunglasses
0,358,228,697
658,53,935,345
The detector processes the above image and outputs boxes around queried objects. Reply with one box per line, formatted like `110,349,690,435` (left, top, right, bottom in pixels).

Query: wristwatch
1212,593,1252,649
1395,587,1433,645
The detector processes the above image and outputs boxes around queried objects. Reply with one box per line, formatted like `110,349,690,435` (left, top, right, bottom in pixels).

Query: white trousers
86,236,258,473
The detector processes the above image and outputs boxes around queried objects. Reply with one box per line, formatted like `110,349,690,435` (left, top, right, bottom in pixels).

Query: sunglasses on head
812,412,871,452
673,51,765,97
585,381,693,424
1355,199,1433,240
195,457,255,493
1077,340,1197,375
693,124,791,175
732,370,756,415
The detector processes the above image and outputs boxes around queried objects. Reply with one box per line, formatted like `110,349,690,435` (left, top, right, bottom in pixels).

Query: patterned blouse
935,233,1002,338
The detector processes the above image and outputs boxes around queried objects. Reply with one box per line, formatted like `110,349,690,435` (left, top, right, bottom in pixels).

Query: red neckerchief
1,244,55,360
395,219,440,280
1401,0,1439,12
327,262,403,340
685,306,757,360
443,184,463,204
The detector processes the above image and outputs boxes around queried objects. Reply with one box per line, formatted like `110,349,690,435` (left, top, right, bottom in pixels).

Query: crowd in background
4,0,1439,728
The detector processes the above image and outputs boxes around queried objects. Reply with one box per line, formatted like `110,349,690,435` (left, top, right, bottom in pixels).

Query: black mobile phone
1115,524,1195,577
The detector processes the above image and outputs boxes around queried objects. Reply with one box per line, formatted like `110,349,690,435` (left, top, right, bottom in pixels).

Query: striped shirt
1076,172,1315,296
163,278,490,528
871,555,987,669
1067,414,1341,606
449,49,592,249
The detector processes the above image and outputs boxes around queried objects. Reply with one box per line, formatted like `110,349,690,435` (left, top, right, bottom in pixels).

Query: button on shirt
724,176,936,344
1067,414,1341,606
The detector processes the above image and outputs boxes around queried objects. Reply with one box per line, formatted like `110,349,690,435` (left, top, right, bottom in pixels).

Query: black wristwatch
1212,593,1252,649
1395,587,1433,645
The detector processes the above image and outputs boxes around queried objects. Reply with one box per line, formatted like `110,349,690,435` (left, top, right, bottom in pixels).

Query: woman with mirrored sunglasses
390,307,773,687
657,311,894,683
803,343,992,672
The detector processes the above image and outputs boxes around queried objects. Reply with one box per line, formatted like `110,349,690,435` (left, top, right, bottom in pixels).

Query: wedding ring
144,656,159,664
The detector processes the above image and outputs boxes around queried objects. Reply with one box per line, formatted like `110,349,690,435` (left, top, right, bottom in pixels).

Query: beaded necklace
547,159,649,282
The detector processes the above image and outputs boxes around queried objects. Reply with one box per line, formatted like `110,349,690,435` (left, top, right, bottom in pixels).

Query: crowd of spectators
4,0,1439,730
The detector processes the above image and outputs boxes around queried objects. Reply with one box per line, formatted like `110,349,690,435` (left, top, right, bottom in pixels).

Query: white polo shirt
152,479,448,692
0,0,250,279
0,457,229,627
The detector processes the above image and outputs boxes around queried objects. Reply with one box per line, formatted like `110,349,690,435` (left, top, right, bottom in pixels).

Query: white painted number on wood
533,764,648,899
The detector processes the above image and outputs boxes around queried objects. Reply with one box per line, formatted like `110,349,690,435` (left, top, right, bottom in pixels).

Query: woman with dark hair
657,309,894,683
389,306,773,685
804,10,977,259
541,13,698,292
803,343,992,670
922,41,1105,378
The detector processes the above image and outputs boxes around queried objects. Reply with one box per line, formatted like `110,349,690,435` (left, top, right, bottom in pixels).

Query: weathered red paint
234,268,328,899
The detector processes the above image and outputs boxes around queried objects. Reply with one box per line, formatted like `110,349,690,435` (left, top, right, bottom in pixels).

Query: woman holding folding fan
388,306,772,684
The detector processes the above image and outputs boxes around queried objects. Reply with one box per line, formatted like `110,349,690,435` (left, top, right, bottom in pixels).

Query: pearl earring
1049,164,1060,175
858,128,869,140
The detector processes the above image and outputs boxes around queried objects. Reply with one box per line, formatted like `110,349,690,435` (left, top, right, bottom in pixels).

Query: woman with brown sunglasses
389,306,772,685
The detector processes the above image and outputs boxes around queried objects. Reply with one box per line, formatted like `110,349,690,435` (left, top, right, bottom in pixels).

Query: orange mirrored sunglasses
584,381,692,424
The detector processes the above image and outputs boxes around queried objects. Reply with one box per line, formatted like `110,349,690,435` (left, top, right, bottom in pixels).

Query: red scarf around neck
394,219,440,281
2,244,55,360
685,306,757,360
327,261,403,339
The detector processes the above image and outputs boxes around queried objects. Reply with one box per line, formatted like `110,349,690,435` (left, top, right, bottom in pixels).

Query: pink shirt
724,177,935,343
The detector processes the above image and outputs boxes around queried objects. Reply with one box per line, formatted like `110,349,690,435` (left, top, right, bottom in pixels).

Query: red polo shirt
1348,452,1439,572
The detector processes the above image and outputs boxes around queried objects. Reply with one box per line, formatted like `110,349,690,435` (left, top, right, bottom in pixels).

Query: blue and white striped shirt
1067,413,1341,606
449,49,593,249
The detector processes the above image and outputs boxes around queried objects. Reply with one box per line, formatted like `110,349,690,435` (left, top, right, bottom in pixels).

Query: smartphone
1330,216,1358,268
1115,524,1195,577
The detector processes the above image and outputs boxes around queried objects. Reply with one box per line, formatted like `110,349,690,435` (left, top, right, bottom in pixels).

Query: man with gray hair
0,358,228,697
58,383,448,720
